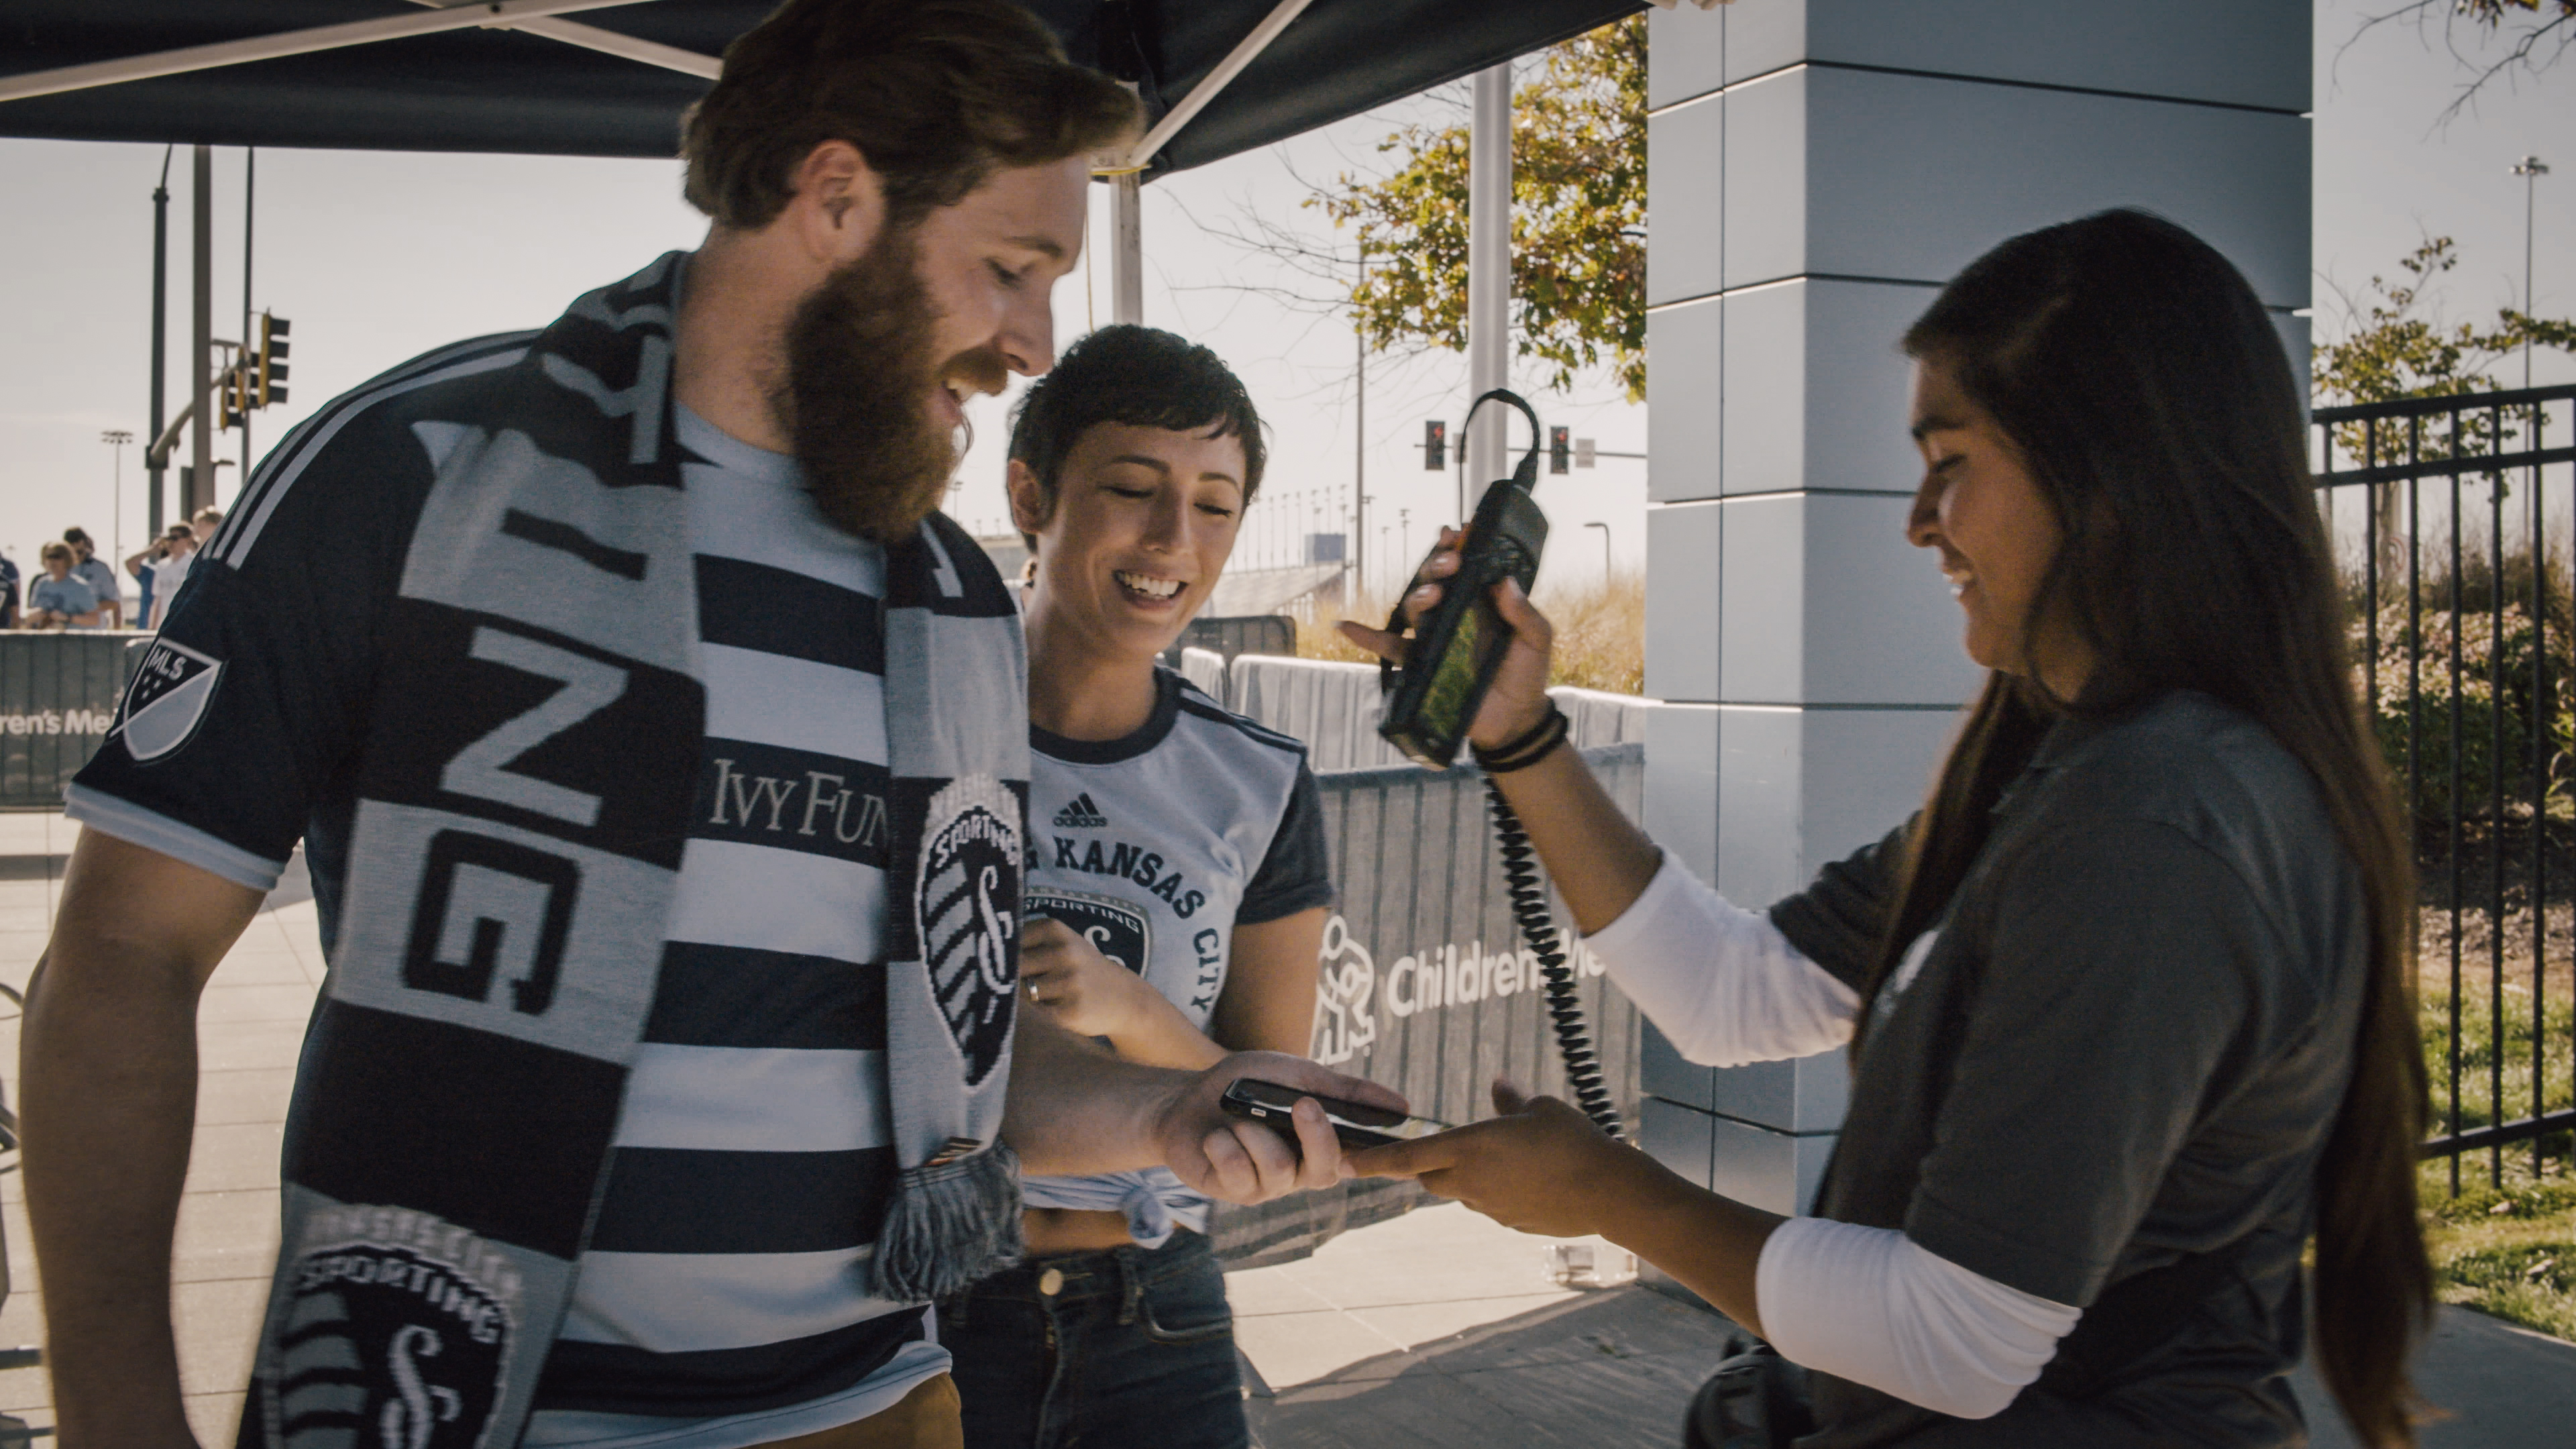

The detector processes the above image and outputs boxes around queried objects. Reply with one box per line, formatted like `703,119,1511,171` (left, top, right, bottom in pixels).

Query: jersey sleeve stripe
62,783,289,891
213,334,535,567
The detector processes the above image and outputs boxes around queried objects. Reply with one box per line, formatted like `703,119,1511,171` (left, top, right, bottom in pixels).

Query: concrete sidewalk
0,810,316,1444
2,810,2573,1448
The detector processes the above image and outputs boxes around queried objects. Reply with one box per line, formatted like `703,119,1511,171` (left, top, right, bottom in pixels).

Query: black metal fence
2312,382,2576,1193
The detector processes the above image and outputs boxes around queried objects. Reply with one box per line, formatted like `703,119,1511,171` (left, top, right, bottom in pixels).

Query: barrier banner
1212,743,1646,1268
0,633,142,809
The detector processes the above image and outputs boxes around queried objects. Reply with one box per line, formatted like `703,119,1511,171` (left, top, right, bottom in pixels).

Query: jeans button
1038,1267,1065,1297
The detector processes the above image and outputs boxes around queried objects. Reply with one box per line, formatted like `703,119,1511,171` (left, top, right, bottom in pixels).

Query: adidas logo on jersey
1052,793,1108,829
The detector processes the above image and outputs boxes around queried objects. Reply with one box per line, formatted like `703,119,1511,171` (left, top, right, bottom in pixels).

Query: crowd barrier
1157,614,1297,674
1209,742,1647,1268
1224,652,1649,771
0,632,143,810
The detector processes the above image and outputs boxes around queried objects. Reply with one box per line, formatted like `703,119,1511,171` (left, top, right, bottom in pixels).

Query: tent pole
1112,172,1143,325
0,0,659,105
1464,61,1511,514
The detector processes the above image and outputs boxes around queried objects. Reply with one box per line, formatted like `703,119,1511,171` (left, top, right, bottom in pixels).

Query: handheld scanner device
1379,389,1548,767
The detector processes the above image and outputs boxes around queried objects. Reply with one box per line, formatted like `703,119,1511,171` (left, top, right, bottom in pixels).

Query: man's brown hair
683,0,1138,231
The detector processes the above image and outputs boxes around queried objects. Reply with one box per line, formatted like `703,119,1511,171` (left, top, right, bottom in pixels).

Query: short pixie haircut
1008,325,1267,544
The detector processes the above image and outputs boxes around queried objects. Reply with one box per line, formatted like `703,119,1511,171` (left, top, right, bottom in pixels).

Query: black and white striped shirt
527,407,939,1440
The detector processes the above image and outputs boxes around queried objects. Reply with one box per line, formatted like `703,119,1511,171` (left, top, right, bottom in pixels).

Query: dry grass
1293,570,1646,696
2422,1167,2576,1343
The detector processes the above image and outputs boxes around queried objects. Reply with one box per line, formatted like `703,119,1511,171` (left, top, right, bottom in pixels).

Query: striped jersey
64,342,941,1442
525,408,939,1438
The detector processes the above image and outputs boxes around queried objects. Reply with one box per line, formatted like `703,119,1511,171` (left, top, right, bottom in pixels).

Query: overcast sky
2,0,2569,602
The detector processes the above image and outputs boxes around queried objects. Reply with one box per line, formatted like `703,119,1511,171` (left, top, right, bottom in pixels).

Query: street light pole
2512,156,2550,390
148,146,170,537
103,429,135,569
1584,520,1611,584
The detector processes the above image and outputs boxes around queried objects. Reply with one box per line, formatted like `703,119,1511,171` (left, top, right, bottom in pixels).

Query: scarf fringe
873,1143,1026,1301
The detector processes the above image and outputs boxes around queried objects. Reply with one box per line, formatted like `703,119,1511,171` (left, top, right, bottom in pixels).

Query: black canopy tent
0,1,1642,176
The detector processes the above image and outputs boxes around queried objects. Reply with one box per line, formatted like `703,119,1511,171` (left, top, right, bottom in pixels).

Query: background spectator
149,508,221,629
0,551,18,629
25,542,100,629
61,528,121,628
125,525,195,633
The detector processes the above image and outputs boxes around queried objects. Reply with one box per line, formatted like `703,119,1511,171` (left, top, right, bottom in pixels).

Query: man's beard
777,228,1006,543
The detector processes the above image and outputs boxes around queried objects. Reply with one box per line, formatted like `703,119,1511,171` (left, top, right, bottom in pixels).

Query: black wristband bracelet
1472,702,1570,773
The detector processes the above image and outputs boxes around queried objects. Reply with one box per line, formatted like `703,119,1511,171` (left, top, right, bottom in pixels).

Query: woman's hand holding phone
1345,1079,1656,1240
1335,525,1560,753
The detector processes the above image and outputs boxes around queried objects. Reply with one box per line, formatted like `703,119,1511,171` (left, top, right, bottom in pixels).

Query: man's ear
785,139,886,266
1006,458,1055,537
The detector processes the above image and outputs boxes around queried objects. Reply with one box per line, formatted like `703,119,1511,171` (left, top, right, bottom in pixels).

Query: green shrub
2354,599,2573,825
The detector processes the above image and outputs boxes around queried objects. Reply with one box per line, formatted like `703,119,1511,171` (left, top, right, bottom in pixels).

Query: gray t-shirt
1769,690,2367,1447
71,557,121,619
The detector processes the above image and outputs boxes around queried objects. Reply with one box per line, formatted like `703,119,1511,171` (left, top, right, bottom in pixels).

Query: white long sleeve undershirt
1757,1218,2082,1419
1579,850,1859,1067
1581,853,2082,1419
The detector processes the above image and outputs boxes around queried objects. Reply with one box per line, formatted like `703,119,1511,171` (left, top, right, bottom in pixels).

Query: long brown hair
1868,210,2431,1445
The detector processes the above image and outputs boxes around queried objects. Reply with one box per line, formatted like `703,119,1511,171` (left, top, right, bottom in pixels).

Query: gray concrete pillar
1635,1,2312,1226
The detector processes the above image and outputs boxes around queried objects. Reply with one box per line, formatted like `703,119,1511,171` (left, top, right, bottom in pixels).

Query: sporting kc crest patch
917,773,1022,1085
1026,887,1150,977
115,637,223,762
264,1215,519,1449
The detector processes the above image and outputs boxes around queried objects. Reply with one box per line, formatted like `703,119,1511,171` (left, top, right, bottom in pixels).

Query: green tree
2314,236,2576,463
1312,16,1646,400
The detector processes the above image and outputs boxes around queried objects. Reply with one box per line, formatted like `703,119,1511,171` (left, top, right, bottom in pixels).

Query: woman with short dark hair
943,325,1330,1449
1347,210,2431,1447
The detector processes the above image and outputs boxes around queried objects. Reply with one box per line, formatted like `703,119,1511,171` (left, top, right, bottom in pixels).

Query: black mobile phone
1218,1077,1452,1153
1377,390,1548,768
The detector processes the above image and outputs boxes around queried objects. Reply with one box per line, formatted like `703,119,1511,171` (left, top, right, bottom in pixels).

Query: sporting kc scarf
239,252,1028,1448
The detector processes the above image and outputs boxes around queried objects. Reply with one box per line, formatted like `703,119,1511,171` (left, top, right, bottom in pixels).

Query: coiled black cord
1485,778,1623,1140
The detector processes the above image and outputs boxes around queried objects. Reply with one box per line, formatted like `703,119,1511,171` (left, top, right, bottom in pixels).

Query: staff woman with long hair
1348,210,2432,1446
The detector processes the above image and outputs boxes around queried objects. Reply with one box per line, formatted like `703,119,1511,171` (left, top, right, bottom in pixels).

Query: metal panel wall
0,633,138,809
1212,744,1646,1267
1639,0,2314,1244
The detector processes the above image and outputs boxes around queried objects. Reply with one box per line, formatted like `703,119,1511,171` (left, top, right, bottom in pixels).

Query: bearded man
23,4,1392,1447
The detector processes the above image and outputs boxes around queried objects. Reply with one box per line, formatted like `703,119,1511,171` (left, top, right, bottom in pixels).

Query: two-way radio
1378,390,1549,769
1373,389,1621,1140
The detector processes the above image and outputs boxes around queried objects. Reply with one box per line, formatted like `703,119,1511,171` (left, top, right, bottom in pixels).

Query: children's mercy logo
115,638,224,762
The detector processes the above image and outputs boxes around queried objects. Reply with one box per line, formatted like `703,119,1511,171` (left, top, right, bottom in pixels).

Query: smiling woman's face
1905,358,2087,691
1011,420,1248,663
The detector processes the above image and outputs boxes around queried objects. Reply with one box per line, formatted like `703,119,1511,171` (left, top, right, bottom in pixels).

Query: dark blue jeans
941,1230,1248,1449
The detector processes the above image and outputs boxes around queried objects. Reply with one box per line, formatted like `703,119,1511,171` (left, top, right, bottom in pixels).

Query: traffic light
1549,425,1570,474
1423,419,1446,470
219,360,246,431
256,313,290,408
